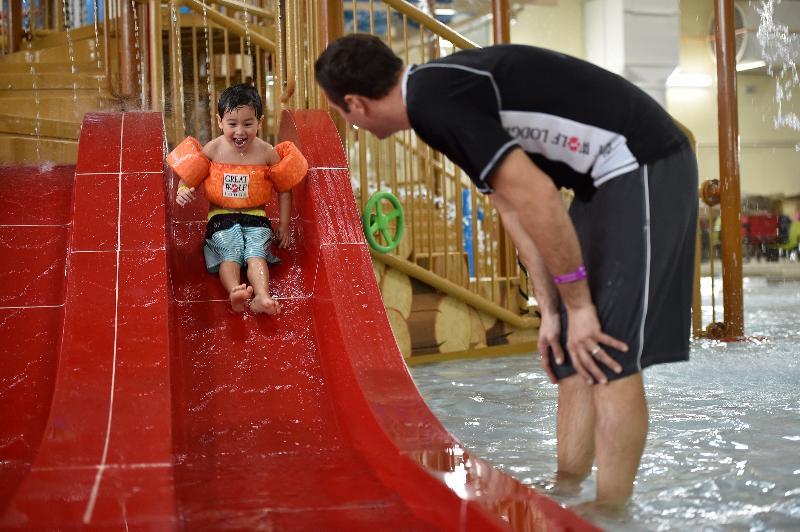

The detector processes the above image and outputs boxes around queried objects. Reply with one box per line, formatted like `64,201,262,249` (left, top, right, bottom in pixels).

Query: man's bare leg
246,257,280,315
219,260,252,312
592,372,648,506
554,373,596,494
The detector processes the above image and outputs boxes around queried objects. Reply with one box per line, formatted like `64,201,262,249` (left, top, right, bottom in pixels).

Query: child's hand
176,185,196,206
276,224,291,248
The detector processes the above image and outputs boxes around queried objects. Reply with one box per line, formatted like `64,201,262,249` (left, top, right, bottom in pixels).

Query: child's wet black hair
217,83,263,120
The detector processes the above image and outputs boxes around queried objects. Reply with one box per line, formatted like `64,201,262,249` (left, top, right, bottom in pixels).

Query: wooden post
119,0,140,103
713,0,744,338
492,0,510,45
319,0,343,49
492,0,512,303
318,0,346,137
8,0,23,53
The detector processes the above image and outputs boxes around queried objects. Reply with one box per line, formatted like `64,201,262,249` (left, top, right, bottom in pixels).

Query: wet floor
411,276,800,531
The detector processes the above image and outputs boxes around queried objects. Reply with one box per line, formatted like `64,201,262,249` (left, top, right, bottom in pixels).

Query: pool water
410,277,800,531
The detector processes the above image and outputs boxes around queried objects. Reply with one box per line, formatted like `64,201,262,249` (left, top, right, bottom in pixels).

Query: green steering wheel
362,191,405,253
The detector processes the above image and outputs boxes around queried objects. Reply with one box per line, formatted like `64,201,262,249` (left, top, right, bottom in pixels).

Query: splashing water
242,0,252,66
757,0,800,150
170,1,186,135
201,0,212,128
130,0,143,108
22,0,41,162
91,0,104,108
411,277,800,531
60,0,79,108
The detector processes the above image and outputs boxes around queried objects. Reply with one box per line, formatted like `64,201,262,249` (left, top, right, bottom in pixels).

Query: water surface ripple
411,278,800,530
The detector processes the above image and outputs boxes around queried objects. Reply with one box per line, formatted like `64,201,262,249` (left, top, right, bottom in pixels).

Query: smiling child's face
217,105,263,152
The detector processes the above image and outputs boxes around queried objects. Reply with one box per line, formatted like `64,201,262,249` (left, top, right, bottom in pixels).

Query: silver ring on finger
590,346,600,356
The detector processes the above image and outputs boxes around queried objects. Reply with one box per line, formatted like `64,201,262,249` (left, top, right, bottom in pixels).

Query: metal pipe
492,0,510,44
713,0,744,338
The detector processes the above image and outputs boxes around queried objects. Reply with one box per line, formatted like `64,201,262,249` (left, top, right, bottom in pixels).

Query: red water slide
0,111,595,530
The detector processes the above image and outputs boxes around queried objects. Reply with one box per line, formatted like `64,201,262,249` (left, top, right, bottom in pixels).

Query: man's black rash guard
402,44,688,198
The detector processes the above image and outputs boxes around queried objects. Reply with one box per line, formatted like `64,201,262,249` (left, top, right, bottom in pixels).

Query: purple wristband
553,265,587,285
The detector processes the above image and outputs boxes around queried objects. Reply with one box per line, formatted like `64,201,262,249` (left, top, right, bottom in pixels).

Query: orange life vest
167,137,308,209
167,136,210,187
204,162,273,209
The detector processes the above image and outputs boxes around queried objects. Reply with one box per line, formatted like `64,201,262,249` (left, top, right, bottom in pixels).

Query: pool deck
701,260,800,281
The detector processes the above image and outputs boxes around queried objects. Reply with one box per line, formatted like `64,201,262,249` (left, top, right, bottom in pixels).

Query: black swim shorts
552,143,699,382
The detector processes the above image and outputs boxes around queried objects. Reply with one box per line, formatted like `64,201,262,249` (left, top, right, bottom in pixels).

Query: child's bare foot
250,293,280,315
229,284,253,312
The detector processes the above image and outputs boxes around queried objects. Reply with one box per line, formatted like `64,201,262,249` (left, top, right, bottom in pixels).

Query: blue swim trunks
203,213,281,273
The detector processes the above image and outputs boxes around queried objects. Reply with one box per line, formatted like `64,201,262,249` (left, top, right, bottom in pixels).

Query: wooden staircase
0,26,119,164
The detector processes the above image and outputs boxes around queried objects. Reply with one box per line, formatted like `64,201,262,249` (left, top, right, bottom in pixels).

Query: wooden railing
3,0,712,344
3,0,531,321
155,0,529,317
281,0,529,316
156,0,280,146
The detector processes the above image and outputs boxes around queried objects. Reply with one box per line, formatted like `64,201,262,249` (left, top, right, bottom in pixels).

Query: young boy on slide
167,83,307,315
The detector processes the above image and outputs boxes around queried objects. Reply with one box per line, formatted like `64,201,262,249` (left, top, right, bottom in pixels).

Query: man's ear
343,94,368,115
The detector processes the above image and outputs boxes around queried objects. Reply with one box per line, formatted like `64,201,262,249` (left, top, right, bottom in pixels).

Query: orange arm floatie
271,141,308,192
166,136,210,188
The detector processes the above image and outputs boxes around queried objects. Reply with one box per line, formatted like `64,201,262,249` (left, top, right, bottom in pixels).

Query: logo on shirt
499,110,637,181
598,140,615,157
550,133,590,155
503,126,592,155
223,172,249,198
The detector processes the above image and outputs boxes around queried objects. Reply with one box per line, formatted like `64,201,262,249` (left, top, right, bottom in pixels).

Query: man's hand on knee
566,305,627,384
537,312,564,384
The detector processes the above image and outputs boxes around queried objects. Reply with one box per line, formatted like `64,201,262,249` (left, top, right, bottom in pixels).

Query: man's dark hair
315,34,404,111
217,83,263,119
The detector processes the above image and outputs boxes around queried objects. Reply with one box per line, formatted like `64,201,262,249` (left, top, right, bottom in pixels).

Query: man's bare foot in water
250,293,280,315
229,284,253,312
532,473,584,497
570,500,631,524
